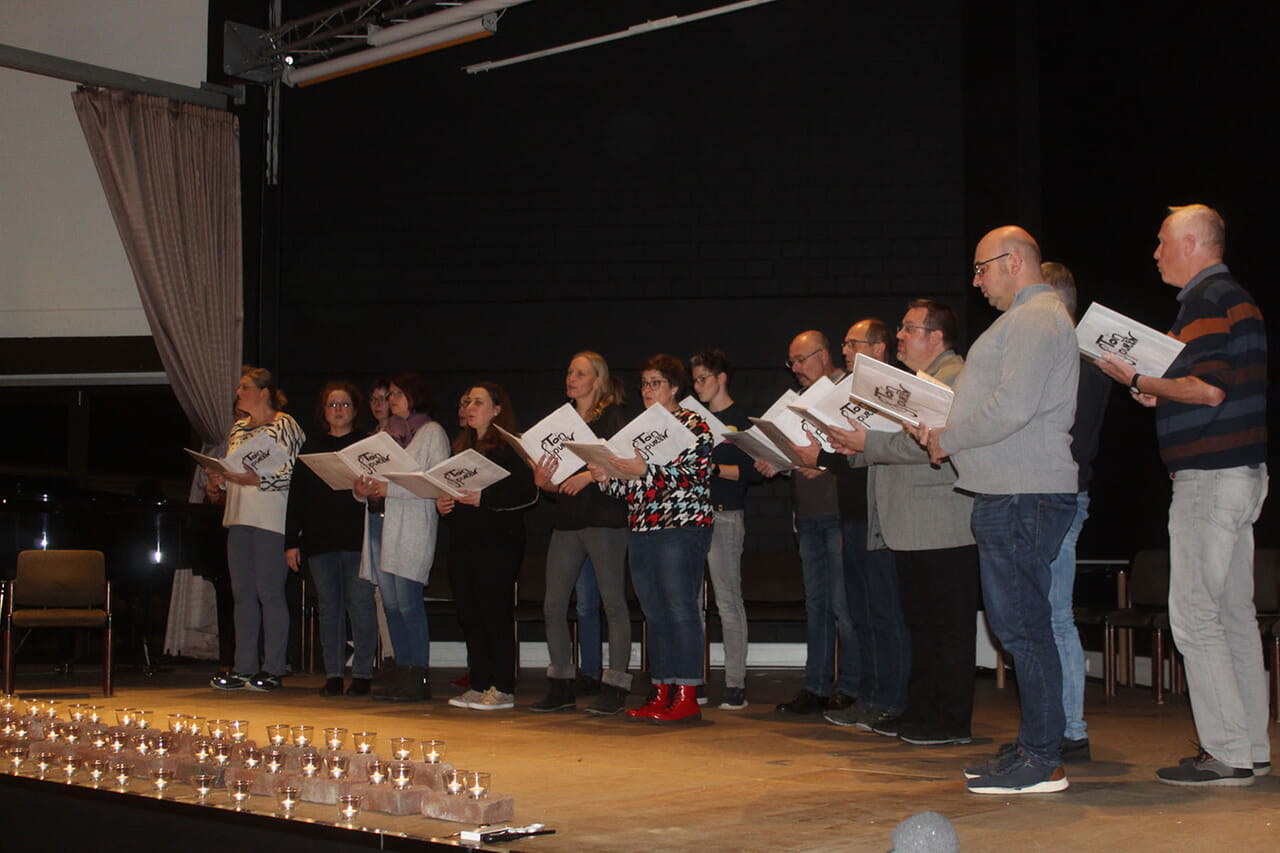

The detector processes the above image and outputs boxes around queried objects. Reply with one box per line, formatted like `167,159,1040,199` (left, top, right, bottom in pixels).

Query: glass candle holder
64,724,82,745
325,752,349,780
207,719,230,741
420,739,445,764
445,767,467,796
87,726,109,750
41,700,59,720
266,724,289,747
151,766,174,795
45,723,64,743
36,751,56,776
7,745,29,773
388,737,415,761
115,708,137,728
191,738,212,763
390,761,414,791
88,757,110,784
240,746,262,769
352,732,376,755
264,748,285,774
67,703,89,723
365,759,387,786
337,794,362,823
112,761,133,788
132,733,154,756
291,725,314,748
276,785,300,813
133,710,154,730
109,732,128,754
184,715,205,736
212,742,232,766
168,713,188,734
60,754,80,782
466,771,491,800
323,727,347,751
299,749,320,778
230,778,253,807
192,772,217,800
0,694,15,713
228,720,250,743
152,733,174,756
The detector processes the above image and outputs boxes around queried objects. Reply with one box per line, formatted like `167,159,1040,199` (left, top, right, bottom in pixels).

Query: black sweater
282,430,367,556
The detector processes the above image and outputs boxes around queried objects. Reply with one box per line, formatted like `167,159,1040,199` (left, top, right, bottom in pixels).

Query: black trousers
449,529,523,694
896,545,980,735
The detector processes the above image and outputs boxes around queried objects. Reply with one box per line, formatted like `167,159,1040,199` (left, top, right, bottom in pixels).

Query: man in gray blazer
824,299,979,746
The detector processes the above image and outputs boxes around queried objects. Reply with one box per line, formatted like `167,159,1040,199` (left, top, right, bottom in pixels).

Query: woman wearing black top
528,351,634,716
437,381,538,710
283,381,378,696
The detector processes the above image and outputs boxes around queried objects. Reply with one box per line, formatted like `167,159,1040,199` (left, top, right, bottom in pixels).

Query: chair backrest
1254,549,1280,613
739,551,806,605
13,550,106,608
514,552,547,604
1128,549,1170,608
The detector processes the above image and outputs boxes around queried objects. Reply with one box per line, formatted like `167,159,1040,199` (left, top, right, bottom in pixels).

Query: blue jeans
628,527,711,685
1048,492,1090,741
308,550,377,680
797,514,858,697
842,520,908,713
575,557,602,678
971,493,1074,767
1169,464,1269,768
368,509,429,669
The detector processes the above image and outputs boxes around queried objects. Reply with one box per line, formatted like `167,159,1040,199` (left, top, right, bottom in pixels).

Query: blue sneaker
967,756,1069,794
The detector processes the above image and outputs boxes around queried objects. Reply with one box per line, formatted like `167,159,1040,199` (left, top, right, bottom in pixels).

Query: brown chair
2,550,113,697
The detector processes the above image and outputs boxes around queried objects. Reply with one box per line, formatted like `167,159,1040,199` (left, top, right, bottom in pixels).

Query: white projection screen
0,0,209,340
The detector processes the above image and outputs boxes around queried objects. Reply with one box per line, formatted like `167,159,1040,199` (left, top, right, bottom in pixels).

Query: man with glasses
690,349,763,710
1096,205,1269,787
768,331,859,714
824,301,979,747
918,227,1078,794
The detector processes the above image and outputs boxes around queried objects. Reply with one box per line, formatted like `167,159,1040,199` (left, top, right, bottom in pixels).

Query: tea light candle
151,766,174,795
64,724,81,745
109,732,128,753
68,703,88,722
291,725,314,748
88,726,109,749
325,753,349,780
266,724,289,747
133,734,153,756
388,737,415,761
230,778,253,806
264,748,284,774
46,724,64,743
168,713,188,734
153,734,174,756
192,738,212,763
241,746,262,769
61,755,80,782
445,768,467,795
466,771,490,800
337,794,362,822
112,761,133,788
8,745,29,772
366,759,387,786
0,694,15,713
390,761,414,790
88,757,109,783
116,708,136,727
229,720,250,743
323,727,347,751
133,710,154,729
300,749,320,778
207,719,229,740
421,739,445,764
192,773,216,799
85,706,103,724
352,731,376,754
213,742,232,766
42,701,59,720
276,785,300,812
184,716,205,736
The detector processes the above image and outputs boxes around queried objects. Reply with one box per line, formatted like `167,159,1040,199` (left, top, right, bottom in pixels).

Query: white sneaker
448,689,483,708
469,686,515,710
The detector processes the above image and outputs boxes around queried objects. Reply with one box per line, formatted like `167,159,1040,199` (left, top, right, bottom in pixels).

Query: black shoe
386,666,431,703
1158,752,1254,787
245,671,283,692
775,688,829,714
585,683,630,716
897,722,972,746
319,677,345,697
575,673,602,696
718,687,748,710
1061,737,1091,763
210,672,251,690
827,692,857,711
696,685,708,706
529,678,576,713
870,715,904,738
346,677,372,696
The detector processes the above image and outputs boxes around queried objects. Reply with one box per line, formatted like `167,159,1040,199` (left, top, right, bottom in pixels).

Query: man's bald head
973,225,1044,311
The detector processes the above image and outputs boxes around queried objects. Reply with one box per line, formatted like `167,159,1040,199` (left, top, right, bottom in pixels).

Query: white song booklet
494,404,595,486
185,431,284,476
1076,302,1185,377
298,432,420,491
563,403,697,481
382,449,511,499
849,353,954,429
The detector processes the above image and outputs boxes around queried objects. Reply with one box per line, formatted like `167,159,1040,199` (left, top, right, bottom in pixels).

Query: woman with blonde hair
529,352,634,715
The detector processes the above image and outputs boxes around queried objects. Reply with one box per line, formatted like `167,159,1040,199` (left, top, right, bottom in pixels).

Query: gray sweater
939,284,1078,495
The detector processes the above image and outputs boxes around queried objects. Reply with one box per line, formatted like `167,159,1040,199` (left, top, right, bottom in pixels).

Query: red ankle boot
626,683,672,720
650,684,702,724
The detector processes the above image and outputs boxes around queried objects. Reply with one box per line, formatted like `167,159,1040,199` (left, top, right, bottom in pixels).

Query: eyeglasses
325,401,353,409
972,252,1011,275
842,338,876,348
785,348,823,369
896,323,938,335
692,374,716,385
369,394,388,404
638,379,670,390
388,389,405,398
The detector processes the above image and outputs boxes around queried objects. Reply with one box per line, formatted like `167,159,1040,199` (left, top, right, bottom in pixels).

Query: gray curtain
72,87,242,449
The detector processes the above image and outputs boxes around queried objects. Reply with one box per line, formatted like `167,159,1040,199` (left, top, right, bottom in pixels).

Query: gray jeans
543,527,631,688
227,525,289,677
1168,464,1269,768
707,510,748,688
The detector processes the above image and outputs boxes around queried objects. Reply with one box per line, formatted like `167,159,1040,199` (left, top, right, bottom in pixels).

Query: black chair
1103,550,1173,702
2,549,113,697
511,552,548,677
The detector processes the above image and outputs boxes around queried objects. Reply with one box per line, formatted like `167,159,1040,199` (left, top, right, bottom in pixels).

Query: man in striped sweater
1099,204,1269,787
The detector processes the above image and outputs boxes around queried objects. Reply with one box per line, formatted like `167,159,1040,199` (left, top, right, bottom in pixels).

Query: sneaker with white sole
717,687,748,711
967,756,1069,794
448,689,483,708
210,672,252,690
469,686,515,710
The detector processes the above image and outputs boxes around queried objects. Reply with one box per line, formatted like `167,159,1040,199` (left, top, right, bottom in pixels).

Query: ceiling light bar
463,0,780,74
368,0,532,47
283,14,495,86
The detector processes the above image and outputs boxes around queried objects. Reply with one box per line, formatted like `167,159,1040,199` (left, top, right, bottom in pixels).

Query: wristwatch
1129,373,1143,393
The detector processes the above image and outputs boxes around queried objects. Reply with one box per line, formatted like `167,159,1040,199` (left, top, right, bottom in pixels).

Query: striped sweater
1157,265,1267,472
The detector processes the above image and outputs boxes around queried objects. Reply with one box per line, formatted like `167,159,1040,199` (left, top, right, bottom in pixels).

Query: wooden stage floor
6,664,1277,851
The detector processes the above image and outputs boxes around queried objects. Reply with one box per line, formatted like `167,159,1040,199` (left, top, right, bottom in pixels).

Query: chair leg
1104,624,1116,698
1152,629,1165,705
103,621,113,698
2,625,13,696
